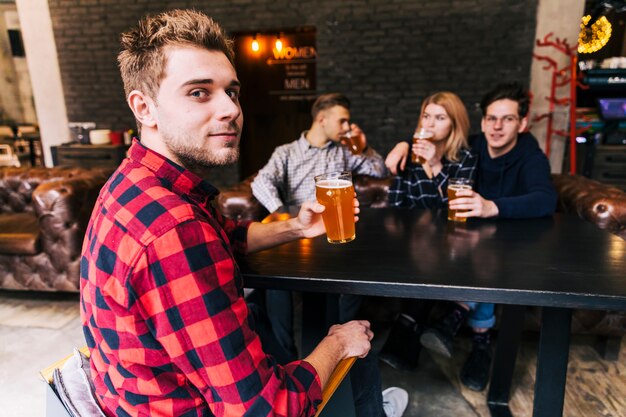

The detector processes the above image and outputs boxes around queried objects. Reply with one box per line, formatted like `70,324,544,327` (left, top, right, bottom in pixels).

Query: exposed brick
48,0,538,188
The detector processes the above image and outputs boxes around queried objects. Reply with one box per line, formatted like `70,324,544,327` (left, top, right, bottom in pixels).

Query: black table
240,208,626,417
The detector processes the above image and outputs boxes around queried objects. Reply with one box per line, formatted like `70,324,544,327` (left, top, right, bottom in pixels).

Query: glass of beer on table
315,171,356,244
447,177,473,222
340,130,365,155
412,128,434,164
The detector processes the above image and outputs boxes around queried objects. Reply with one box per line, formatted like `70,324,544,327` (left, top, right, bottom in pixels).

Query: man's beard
161,125,240,172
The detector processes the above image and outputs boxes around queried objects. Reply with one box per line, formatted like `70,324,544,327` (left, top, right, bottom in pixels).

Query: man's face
320,105,351,142
153,46,243,169
480,99,528,158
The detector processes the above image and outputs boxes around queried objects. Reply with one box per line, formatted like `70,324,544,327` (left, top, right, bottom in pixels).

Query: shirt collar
297,131,336,151
127,139,219,202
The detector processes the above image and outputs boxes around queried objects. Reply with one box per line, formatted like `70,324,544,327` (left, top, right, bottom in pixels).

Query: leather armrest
216,175,269,222
31,170,110,271
215,174,395,220
552,173,626,240
354,175,393,208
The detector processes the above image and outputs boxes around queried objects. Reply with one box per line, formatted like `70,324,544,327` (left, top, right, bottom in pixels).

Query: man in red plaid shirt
78,9,410,417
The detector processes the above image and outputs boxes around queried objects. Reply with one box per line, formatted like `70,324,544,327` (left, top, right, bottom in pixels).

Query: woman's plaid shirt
388,148,478,209
80,141,322,417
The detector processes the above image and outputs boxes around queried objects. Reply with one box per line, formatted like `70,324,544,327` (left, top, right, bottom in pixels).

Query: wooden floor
433,334,626,417
1,291,624,417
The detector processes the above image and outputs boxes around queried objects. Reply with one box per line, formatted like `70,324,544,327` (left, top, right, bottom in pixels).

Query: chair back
41,346,106,417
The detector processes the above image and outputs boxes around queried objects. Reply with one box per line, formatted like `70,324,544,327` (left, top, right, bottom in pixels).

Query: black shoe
419,327,454,358
460,343,492,391
420,305,468,358
379,314,422,371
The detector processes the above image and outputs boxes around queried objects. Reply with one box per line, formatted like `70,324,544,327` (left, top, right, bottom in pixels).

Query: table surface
240,208,626,311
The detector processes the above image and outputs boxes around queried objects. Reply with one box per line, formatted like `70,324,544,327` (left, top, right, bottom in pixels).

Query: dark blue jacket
470,132,557,218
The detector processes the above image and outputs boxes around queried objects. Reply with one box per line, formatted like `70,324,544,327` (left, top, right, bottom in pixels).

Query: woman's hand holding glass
412,137,438,167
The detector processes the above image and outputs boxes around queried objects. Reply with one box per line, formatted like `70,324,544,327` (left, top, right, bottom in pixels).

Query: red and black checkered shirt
80,141,322,417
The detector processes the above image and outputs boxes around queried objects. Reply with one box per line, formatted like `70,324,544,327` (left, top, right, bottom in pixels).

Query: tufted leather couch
0,166,111,292
552,174,626,240
216,173,626,352
216,174,394,222
217,173,626,238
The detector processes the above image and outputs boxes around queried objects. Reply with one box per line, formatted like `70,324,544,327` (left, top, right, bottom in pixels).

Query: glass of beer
447,178,473,222
340,131,365,155
314,171,356,244
412,128,434,164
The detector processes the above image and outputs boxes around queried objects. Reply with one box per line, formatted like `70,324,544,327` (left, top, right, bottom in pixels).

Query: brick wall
48,0,538,188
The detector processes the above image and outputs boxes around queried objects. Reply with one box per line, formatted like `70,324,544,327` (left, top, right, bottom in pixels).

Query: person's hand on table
448,188,499,219
385,142,410,174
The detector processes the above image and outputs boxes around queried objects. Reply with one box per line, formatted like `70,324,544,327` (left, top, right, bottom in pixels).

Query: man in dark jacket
419,82,557,391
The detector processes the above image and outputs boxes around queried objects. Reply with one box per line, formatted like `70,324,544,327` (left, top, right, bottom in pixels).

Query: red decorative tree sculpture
533,33,590,174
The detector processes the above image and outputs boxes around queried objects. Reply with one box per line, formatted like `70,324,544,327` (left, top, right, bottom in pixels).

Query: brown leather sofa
0,166,111,292
217,173,626,237
216,173,626,358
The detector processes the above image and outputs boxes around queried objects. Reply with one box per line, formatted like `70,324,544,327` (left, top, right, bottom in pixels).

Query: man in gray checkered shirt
251,93,388,213
250,94,403,416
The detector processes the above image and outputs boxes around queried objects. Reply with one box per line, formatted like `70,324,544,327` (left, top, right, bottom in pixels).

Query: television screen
598,98,626,120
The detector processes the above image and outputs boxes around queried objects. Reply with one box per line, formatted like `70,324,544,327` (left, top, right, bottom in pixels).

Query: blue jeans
464,302,496,329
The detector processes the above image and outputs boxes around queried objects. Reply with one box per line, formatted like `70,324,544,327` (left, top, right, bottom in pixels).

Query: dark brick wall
48,0,538,188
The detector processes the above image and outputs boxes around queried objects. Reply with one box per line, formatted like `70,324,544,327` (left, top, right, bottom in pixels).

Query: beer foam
448,184,472,191
414,132,434,140
316,179,352,188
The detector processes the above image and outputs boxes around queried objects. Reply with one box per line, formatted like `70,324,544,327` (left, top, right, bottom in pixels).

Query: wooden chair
42,347,356,417
315,357,357,417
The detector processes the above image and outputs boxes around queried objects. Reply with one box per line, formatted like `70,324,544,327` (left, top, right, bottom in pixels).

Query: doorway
233,27,317,179
0,4,40,166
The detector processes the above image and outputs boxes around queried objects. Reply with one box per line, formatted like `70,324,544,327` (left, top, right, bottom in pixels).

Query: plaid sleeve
251,149,288,213
388,174,413,208
131,220,322,417
448,150,478,184
212,204,252,255
349,147,388,178
388,167,440,209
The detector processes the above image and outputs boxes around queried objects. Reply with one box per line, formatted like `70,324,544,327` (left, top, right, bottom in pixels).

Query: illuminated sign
272,46,317,60
238,29,316,102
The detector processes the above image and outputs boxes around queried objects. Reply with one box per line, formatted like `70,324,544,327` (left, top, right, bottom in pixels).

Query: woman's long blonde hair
417,92,469,162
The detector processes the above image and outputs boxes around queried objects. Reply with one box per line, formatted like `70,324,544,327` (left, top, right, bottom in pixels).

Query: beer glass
314,171,356,243
340,131,365,155
447,177,473,222
412,128,434,164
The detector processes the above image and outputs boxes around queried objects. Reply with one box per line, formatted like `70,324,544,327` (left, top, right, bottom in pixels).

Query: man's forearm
484,199,499,217
303,335,346,389
247,218,303,253
357,148,387,177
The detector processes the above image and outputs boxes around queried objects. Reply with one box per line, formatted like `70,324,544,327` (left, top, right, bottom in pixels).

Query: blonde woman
380,92,477,373
386,91,477,209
